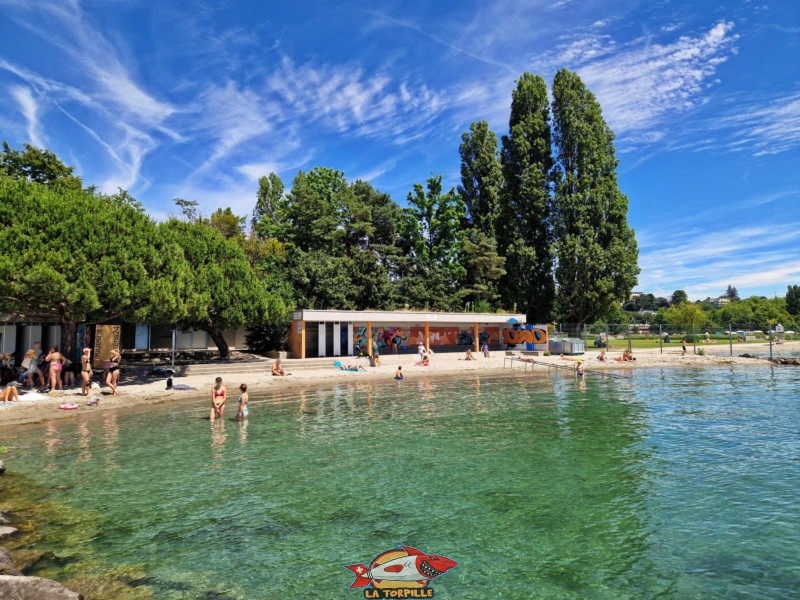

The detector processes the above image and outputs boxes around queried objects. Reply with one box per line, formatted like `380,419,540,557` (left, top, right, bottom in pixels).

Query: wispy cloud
267,56,447,143
717,91,800,156
543,21,738,137
9,85,45,147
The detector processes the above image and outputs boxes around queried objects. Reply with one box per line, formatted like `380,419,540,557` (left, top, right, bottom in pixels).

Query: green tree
725,284,740,301
209,207,246,240
712,296,792,328
665,302,708,330
162,219,283,357
252,172,285,238
458,121,502,237
0,176,189,356
498,73,555,321
173,198,201,222
396,176,466,310
461,230,506,306
0,142,83,189
551,69,639,331
670,289,688,306
786,285,800,316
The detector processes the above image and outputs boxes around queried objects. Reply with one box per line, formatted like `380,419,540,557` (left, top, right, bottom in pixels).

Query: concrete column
367,321,373,356
318,322,326,357
347,323,354,356
424,321,430,353
332,322,341,357
474,322,480,353
300,321,306,359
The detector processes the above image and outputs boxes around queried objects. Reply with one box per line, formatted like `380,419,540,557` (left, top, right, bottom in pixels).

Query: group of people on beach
0,342,123,400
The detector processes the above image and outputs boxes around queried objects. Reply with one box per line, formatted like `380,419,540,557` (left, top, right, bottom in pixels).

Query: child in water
395,366,404,380
236,383,249,420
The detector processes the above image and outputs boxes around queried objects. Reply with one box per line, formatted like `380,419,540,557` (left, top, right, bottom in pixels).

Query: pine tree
458,121,502,237
498,73,555,321
551,69,639,331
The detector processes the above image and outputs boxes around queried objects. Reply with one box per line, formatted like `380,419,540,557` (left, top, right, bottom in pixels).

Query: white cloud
543,21,738,135
717,91,800,156
266,56,447,143
10,85,45,147
637,222,800,298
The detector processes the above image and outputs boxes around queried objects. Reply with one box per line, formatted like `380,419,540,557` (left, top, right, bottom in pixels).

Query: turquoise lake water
1,367,799,599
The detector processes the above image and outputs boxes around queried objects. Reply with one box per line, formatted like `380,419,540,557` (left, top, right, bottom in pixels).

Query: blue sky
1,0,798,300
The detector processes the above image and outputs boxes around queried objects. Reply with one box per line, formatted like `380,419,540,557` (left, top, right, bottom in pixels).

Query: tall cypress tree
458,121,502,237
550,69,639,331
498,73,555,322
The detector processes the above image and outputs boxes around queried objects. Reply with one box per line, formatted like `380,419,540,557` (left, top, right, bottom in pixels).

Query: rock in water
0,460,5,474
0,527,18,541
0,575,83,599
0,548,22,575
0,511,11,525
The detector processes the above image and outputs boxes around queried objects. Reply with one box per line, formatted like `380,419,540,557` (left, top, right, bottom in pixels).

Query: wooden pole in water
729,322,733,356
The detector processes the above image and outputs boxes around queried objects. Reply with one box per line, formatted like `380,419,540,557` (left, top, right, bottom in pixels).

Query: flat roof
291,309,528,325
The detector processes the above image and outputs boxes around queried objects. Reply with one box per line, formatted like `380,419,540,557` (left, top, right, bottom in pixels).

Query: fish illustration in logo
345,546,458,588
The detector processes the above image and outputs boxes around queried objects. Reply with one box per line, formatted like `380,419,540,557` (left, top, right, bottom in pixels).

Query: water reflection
210,421,227,467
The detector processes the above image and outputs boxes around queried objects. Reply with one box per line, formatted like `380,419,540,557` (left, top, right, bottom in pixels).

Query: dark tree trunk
204,327,230,358
61,319,77,360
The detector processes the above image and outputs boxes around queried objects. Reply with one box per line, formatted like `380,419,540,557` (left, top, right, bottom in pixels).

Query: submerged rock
0,526,19,541
0,574,83,599
0,511,12,525
0,547,22,575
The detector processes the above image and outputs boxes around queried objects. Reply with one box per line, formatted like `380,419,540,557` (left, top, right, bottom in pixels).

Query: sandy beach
0,341,796,430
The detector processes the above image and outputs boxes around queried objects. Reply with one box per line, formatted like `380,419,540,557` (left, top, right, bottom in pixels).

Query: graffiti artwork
502,328,548,346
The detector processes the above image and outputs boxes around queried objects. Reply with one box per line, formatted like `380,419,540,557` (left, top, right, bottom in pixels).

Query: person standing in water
395,366,404,380
45,346,64,392
576,360,585,377
80,348,93,396
235,383,249,420
210,377,227,422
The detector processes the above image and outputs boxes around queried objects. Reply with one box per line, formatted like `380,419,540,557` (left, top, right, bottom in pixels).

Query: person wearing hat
80,348,93,396
575,360,585,377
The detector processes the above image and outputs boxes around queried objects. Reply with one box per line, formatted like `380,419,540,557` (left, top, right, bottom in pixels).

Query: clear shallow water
1,367,799,599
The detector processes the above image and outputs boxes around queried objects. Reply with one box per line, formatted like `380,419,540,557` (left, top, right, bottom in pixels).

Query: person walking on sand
210,377,227,422
482,343,490,358
681,337,688,356
417,343,425,361
106,350,122,395
45,346,65,392
235,383,249,420
80,348,93,396
24,342,45,388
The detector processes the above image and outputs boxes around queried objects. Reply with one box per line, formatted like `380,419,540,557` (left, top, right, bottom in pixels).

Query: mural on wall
354,326,500,349
353,327,408,352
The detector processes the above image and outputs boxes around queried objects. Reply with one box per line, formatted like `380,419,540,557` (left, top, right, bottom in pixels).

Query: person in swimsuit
80,348,92,396
106,350,122,395
271,359,291,376
45,346,64,392
576,360,585,377
210,377,227,422
1,382,19,402
235,383,249,420
395,366,404,380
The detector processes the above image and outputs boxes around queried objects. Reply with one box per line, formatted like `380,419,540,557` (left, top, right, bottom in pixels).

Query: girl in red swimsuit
210,377,227,423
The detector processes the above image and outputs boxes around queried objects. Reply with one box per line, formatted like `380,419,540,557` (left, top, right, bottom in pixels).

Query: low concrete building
287,309,538,359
